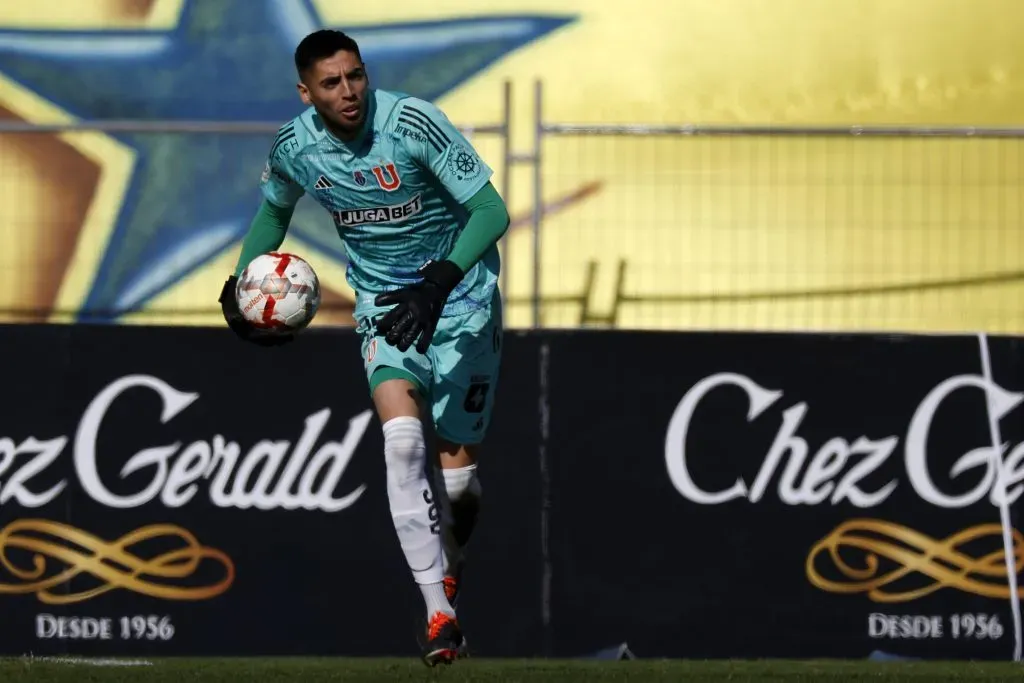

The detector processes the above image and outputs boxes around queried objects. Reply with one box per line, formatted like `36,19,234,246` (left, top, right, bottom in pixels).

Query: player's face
298,50,368,138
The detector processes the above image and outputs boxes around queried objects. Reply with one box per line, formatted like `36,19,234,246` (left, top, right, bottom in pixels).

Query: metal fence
1,80,1023,334
521,81,1024,335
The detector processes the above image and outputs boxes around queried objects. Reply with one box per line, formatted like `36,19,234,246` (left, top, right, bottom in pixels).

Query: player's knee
382,416,426,487
442,463,481,502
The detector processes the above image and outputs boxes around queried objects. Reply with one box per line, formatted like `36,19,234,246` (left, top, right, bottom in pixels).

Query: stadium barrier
0,323,1021,661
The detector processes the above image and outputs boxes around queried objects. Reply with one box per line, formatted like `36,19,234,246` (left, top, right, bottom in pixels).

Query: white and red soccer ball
236,252,321,333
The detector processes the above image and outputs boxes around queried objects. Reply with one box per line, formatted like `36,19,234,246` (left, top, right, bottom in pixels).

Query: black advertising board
0,324,1021,660
543,330,1024,660
0,324,542,658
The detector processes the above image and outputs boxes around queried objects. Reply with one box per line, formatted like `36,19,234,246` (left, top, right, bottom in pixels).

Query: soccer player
217,29,509,665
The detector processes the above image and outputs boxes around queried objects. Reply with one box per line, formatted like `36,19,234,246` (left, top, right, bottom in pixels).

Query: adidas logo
313,175,333,190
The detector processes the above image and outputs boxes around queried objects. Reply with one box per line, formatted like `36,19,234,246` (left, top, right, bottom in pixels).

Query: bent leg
427,293,503,598
436,439,482,549
371,373,452,622
357,303,464,659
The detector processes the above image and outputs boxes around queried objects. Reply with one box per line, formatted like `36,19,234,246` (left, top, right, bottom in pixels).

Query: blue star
0,0,574,320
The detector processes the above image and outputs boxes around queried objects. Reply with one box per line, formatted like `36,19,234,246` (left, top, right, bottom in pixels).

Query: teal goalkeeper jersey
259,88,498,316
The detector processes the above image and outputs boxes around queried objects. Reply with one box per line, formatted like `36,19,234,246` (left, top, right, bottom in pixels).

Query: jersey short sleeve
259,121,305,209
394,99,493,204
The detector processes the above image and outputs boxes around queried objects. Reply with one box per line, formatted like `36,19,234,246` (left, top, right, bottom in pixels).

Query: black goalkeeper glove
374,260,464,354
218,275,293,347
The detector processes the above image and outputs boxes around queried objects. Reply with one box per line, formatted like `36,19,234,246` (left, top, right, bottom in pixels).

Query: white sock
442,464,481,502
420,581,452,618
382,417,453,617
439,464,482,574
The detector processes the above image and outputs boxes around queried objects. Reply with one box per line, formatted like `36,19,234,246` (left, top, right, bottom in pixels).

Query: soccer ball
236,252,321,332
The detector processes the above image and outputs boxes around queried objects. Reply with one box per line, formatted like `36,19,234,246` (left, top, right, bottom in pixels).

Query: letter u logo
371,163,401,191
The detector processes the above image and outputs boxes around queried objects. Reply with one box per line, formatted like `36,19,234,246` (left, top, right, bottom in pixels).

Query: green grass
1,657,1023,682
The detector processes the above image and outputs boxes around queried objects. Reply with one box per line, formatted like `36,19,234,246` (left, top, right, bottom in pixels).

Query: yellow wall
1,0,1022,332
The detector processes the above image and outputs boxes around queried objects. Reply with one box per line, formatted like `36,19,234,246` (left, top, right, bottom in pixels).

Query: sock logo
423,489,441,535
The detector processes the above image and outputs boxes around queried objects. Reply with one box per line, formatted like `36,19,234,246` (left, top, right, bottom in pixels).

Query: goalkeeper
218,29,509,665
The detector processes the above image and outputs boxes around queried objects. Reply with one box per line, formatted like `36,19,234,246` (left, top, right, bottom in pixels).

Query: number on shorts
464,382,490,414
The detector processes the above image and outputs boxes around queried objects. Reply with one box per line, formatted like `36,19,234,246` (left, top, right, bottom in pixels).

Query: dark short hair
294,30,362,75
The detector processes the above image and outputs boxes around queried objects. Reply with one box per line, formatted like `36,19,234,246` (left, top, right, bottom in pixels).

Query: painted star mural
0,0,573,321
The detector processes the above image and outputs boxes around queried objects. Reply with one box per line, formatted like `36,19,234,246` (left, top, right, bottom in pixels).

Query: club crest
371,163,401,191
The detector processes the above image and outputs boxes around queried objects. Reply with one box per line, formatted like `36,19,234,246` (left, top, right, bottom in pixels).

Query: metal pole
531,79,543,329
499,80,512,308
537,123,1024,138
0,119,505,135
1,119,1019,138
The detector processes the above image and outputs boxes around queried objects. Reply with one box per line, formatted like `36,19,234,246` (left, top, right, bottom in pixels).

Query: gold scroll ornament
807,519,1024,602
0,519,234,604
